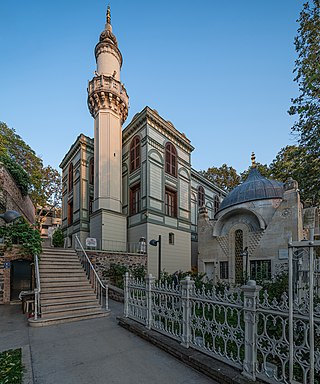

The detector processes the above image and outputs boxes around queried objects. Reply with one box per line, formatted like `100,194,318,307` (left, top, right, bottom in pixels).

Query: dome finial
106,5,111,25
251,152,256,168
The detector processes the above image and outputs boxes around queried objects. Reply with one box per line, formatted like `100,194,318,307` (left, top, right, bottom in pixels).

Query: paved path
0,301,216,383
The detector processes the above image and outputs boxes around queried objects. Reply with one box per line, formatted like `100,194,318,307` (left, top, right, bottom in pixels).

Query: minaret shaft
87,6,129,248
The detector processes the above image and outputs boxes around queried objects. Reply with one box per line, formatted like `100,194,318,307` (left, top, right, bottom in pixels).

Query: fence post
145,274,155,329
180,276,194,348
241,280,262,381
124,272,129,317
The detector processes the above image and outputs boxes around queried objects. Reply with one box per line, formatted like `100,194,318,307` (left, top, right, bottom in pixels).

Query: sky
0,0,304,174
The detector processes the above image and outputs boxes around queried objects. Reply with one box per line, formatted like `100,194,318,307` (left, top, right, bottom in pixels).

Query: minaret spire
106,5,111,26
251,152,256,168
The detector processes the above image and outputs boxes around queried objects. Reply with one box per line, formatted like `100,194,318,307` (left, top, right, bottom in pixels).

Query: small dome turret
218,155,284,212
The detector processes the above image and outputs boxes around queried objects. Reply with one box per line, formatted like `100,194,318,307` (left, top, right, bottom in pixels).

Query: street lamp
240,247,249,283
149,235,161,279
0,210,22,224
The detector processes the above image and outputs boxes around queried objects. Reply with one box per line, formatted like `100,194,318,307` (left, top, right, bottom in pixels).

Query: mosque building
60,6,225,276
60,6,319,280
197,154,319,283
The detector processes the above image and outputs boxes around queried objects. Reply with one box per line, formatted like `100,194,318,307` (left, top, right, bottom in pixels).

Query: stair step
40,263,82,268
41,279,89,285
41,305,102,318
39,268,84,273
41,299,100,312
40,257,79,261
28,311,109,327
41,282,91,289
40,273,86,278
41,293,97,303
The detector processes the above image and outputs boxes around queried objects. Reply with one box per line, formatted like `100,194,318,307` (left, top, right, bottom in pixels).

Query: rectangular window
169,232,175,245
220,261,229,279
67,200,73,225
89,196,94,214
165,188,177,217
250,260,271,281
130,183,140,215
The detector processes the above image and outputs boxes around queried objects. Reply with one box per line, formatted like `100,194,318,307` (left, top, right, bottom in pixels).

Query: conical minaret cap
99,5,118,46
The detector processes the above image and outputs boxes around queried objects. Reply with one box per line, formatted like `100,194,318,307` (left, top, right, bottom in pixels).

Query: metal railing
77,238,146,253
34,254,41,320
75,235,109,311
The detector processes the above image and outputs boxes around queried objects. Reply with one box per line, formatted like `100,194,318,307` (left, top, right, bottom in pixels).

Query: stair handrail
34,254,41,320
75,235,109,311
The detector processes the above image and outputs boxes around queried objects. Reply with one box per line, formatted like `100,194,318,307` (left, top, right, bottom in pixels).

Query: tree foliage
201,146,320,206
240,162,270,182
0,121,61,212
288,0,320,155
200,164,241,192
0,218,42,256
269,145,320,206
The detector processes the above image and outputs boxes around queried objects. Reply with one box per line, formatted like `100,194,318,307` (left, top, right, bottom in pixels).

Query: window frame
198,186,205,207
68,163,74,192
130,183,141,215
89,157,94,185
250,260,272,281
130,136,141,172
220,261,229,279
165,142,177,177
169,232,175,245
67,200,73,225
165,187,177,218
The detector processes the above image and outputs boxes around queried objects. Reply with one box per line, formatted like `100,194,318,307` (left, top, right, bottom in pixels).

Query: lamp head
149,239,158,246
0,210,22,224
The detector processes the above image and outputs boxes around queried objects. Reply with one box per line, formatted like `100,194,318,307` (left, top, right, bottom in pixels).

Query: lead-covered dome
218,167,284,212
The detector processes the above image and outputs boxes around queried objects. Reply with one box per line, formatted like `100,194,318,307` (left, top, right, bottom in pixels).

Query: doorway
10,260,32,300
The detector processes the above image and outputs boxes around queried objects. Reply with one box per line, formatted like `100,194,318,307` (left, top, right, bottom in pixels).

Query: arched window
165,142,177,177
235,229,243,284
214,195,220,213
89,158,94,185
130,136,140,172
198,186,205,207
68,163,73,192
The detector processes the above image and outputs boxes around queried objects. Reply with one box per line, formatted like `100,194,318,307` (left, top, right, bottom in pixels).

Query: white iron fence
124,271,320,383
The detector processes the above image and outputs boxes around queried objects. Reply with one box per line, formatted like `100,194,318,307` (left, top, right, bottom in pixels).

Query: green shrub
52,228,64,247
0,348,23,384
103,263,146,289
0,154,30,196
0,218,42,255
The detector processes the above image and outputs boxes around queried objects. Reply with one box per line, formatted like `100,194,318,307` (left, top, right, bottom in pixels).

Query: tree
288,1,320,154
269,145,320,206
0,121,62,212
240,162,270,182
200,164,240,192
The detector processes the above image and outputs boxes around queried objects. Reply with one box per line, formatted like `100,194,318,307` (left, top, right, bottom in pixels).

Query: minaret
87,6,129,248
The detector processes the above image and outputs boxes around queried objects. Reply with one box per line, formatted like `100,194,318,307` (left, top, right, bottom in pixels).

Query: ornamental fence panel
124,269,320,383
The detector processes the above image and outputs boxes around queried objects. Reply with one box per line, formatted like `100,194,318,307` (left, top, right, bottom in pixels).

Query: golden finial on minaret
251,152,256,168
107,5,111,24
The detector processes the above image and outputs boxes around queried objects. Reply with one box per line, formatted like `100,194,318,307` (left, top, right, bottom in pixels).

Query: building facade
60,7,223,276
198,160,319,284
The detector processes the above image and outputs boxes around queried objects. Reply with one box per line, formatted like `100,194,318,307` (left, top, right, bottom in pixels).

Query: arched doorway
10,260,32,300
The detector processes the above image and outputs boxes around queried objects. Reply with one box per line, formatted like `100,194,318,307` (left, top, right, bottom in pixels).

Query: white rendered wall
94,110,122,212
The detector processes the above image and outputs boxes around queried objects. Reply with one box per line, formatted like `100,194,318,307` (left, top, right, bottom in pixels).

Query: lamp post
0,210,22,224
149,235,161,279
240,247,249,283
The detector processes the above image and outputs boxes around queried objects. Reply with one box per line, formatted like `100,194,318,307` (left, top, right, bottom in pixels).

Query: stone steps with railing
29,247,109,327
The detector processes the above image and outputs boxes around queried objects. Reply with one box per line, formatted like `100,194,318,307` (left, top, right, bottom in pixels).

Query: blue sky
0,1,304,173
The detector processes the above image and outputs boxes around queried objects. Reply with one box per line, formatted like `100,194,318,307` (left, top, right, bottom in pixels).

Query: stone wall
81,250,147,282
0,245,33,304
0,163,35,223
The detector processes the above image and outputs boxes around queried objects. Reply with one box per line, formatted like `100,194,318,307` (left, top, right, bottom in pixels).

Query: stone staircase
29,247,108,327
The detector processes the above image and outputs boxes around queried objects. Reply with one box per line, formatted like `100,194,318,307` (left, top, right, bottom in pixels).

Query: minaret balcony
87,75,129,122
